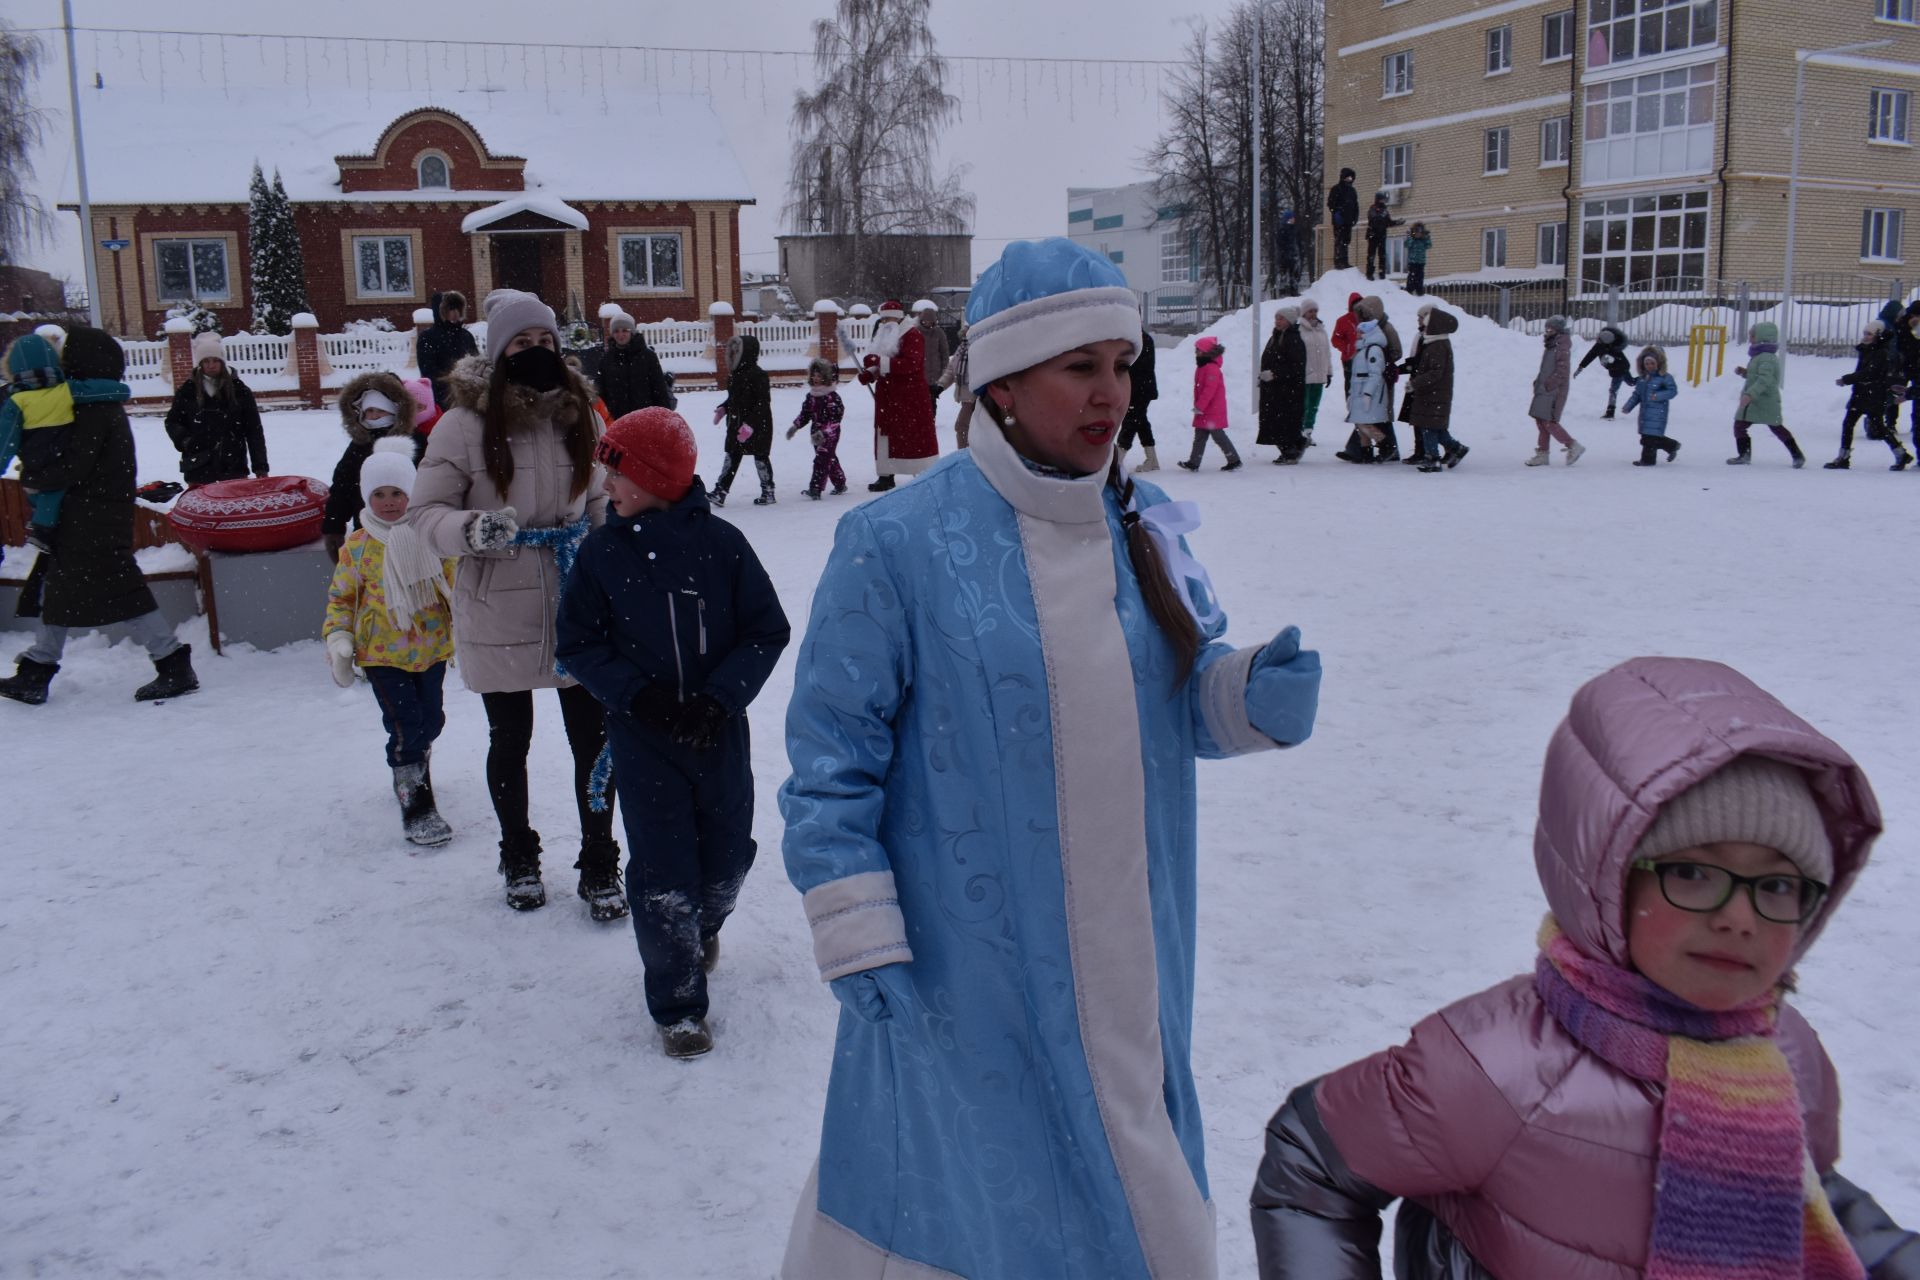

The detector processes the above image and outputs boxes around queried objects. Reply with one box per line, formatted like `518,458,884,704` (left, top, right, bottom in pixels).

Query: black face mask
502,345,566,393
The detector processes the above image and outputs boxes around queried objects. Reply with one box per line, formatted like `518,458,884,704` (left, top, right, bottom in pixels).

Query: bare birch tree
786,0,974,297
0,20,50,269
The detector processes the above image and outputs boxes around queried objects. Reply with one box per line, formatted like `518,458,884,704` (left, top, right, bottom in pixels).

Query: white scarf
358,509,448,631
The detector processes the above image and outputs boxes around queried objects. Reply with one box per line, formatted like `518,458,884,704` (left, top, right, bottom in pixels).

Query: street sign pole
63,0,103,327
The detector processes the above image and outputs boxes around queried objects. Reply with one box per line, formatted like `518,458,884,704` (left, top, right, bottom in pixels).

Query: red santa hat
875,300,906,320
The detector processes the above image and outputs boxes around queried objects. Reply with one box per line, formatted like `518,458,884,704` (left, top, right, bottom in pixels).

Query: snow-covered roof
460,196,590,233
63,87,756,206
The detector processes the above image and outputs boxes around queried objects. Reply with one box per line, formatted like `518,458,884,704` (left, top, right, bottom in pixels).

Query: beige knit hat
1635,756,1834,884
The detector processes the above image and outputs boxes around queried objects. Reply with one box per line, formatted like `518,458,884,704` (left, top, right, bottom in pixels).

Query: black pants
609,715,756,1025
1119,409,1156,450
1840,405,1904,454
365,662,447,767
1365,237,1388,278
1407,264,1426,295
1332,224,1352,270
1638,433,1681,464
480,684,614,849
1733,420,1804,461
714,448,773,496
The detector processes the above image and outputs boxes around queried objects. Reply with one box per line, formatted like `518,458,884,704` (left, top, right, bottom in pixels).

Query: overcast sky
15,0,1240,294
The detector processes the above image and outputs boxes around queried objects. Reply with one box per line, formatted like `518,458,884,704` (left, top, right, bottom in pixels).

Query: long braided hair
979,398,1203,681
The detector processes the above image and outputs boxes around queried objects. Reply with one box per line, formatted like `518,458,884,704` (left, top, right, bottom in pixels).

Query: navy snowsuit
556,484,791,1024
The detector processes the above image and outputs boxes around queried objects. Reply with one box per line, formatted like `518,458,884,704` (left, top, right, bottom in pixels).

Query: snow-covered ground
6,270,1917,1278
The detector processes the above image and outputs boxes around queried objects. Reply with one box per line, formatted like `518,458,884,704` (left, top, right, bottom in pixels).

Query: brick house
62,86,755,337
1323,0,1920,293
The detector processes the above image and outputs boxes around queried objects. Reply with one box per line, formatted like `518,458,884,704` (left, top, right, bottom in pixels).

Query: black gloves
629,684,683,732
673,694,730,752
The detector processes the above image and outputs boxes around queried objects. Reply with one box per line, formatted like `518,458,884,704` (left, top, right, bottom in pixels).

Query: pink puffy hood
1535,656,1881,970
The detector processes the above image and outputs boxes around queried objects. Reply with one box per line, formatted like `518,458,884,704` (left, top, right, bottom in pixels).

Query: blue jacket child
1621,344,1680,465
556,407,790,1058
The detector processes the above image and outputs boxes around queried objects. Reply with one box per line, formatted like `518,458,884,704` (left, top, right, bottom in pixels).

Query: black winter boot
498,830,546,911
1824,453,1851,470
0,657,58,705
867,476,896,492
575,838,629,922
134,644,199,702
659,1017,714,1059
392,761,454,847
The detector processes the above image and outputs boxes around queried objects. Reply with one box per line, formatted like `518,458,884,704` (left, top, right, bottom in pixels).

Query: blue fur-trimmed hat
964,238,1142,394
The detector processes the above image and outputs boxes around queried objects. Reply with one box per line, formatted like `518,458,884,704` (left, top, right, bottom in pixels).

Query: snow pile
5,376,1917,1277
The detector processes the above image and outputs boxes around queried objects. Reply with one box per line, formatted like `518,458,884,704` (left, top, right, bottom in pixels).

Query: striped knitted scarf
1534,919,1863,1280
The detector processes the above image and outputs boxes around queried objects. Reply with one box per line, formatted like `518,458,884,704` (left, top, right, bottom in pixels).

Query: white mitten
466,506,520,553
326,630,357,688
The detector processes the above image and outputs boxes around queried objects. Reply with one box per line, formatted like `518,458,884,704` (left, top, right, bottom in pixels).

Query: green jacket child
1736,321,1783,425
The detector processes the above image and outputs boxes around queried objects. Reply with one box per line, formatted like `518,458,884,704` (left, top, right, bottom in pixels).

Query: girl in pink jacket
1252,656,1917,1280
1177,335,1243,472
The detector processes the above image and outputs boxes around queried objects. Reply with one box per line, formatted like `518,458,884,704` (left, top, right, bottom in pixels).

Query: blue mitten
830,969,895,1024
1246,625,1321,746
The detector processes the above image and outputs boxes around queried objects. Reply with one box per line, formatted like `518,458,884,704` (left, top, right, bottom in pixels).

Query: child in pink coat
1178,335,1243,472
1251,656,1916,1280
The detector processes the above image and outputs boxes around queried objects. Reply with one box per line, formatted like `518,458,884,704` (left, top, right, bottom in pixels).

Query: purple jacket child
1251,657,1917,1280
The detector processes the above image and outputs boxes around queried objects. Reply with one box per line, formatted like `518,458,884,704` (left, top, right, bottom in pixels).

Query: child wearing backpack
322,437,458,848
556,407,791,1059
1251,656,1917,1280
1622,345,1681,466
0,333,126,554
786,357,848,499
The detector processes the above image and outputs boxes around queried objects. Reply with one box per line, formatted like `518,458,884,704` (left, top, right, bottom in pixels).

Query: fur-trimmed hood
337,369,419,445
1637,345,1669,375
443,352,598,432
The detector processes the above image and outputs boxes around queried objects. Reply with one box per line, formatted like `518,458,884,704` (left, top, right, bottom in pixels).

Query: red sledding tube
168,476,330,552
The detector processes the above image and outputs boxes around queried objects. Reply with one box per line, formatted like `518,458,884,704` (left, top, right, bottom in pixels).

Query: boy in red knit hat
556,408,791,1058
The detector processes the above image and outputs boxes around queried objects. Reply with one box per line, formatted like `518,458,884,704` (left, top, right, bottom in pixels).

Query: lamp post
1782,39,1891,359
62,0,102,327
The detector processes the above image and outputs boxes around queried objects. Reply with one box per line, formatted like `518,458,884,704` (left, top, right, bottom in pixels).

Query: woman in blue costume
779,239,1322,1280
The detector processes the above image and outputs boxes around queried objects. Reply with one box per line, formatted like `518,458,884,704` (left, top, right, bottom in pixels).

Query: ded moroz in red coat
860,312,939,476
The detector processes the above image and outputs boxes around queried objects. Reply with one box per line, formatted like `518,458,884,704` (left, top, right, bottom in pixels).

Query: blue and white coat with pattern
779,414,1313,1279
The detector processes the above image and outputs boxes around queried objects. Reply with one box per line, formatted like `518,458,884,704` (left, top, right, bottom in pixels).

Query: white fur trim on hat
966,286,1143,393
191,331,225,365
359,435,418,498
911,298,937,313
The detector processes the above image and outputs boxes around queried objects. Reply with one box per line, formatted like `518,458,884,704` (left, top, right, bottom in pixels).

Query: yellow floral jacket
323,528,456,672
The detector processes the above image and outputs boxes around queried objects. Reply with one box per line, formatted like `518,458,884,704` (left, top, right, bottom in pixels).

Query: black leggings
480,684,614,849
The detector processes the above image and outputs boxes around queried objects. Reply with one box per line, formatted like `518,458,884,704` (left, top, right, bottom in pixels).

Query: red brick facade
79,108,745,338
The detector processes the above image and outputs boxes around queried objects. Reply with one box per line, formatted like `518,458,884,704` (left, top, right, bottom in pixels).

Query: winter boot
1726,449,1751,465
391,762,454,847
803,486,823,500
575,839,629,922
1525,448,1551,467
498,831,547,911
1602,405,1616,421
1564,440,1587,466
1221,457,1243,472
830,483,848,496
1824,453,1851,470
0,656,58,706
1136,446,1160,473
1417,458,1443,473
752,459,776,504
1444,443,1470,469
702,933,721,974
708,487,728,507
660,1016,714,1059
134,644,199,702
753,489,777,505
1176,459,1200,471
1892,448,1913,472
867,476,896,492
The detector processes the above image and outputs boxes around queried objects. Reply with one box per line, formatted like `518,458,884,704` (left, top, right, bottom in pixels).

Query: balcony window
1587,0,1718,69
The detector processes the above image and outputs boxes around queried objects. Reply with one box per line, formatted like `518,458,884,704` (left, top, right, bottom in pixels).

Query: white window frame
1876,0,1915,22
1487,25,1514,76
1578,190,1712,293
1870,88,1911,145
1541,116,1571,166
1382,142,1414,188
352,234,415,298
1483,227,1509,269
154,237,232,304
1382,50,1415,98
1160,228,1194,284
1385,235,1410,276
616,232,685,291
1543,9,1577,62
1581,64,1718,184
1586,0,1720,70
416,153,450,189
1538,221,1569,267
1863,208,1905,263
1484,127,1512,175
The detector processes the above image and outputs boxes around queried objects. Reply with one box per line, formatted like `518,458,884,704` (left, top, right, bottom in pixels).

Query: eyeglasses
1630,859,1828,925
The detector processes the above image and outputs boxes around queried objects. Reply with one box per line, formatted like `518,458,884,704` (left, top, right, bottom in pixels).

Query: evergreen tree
248,164,309,334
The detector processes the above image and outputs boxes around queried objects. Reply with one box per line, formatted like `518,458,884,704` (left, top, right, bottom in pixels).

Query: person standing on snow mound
1327,167,1360,271
1251,656,1917,1280
557,407,790,1060
409,288,625,920
856,298,938,491
778,236,1322,1280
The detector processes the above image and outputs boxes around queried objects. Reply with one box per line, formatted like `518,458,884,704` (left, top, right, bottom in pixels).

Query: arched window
417,154,450,189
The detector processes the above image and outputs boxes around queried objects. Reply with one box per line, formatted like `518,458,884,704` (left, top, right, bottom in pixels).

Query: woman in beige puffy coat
410,289,622,919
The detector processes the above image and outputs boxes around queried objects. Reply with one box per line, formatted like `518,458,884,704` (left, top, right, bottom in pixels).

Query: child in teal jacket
1727,321,1805,467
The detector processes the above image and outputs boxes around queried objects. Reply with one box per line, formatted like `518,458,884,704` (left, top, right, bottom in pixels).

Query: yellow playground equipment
1687,323,1727,386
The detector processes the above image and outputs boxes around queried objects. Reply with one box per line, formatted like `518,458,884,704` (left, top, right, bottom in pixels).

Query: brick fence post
411,308,434,371
709,301,736,391
813,297,842,369
165,317,195,386
292,312,322,410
